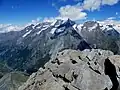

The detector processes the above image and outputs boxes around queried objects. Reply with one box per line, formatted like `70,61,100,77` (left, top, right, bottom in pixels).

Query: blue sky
0,0,120,25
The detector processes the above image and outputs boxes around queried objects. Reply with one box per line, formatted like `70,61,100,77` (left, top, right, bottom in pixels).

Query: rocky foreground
18,49,120,90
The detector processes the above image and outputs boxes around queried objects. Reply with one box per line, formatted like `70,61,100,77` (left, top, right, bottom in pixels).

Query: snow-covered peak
100,24,115,31
50,19,64,28
82,20,120,34
82,21,99,32
63,19,75,26
77,24,83,30
98,20,120,33
49,19,76,34
88,23,98,31
113,25,120,33
82,21,98,32
76,24,83,35
51,20,57,26
105,25,113,30
100,25,106,30
24,24,34,31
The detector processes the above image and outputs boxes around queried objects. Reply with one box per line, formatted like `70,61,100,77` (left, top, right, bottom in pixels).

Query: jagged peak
83,21,99,27
24,24,35,30
63,18,76,27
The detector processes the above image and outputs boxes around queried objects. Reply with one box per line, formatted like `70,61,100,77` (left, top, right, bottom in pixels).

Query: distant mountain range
0,19,120,76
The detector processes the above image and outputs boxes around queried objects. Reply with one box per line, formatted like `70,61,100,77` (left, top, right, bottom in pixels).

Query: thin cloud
107,17,116,20
116,12,118,15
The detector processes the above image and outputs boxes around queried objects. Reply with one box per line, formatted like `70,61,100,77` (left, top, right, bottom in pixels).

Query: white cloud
51,0,120,21
58,5,87,20
82,0,120,11
0,24,24,33
102,0,119,5
50,0,120,21
25,17,42,27
53,0,120,11
31,17,42,23
0,17,43,33
83,0,101,11
107,17,116,20
43,17,57,22
43,16,68,23
43,4,87,21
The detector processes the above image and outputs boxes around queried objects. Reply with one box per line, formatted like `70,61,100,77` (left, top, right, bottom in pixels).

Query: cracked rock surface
19,49,120,90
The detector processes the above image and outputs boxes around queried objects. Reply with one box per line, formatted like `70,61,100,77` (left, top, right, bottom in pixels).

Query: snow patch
41,27,48,31
50,28,57,34
36,26,41,29
22,30,32,38
88,23,98,31
51,20,57,26
100,25,106,30
32,25,36,29
83,26,87,29
42,24,50,28
55,27,65,33
26,29,29,32
77,24,83,30
77,24,83,34
106,25,113,31
62,20,67,24
37,30,43,35
113,25,120,33
73,24,77,30
37,27,49,35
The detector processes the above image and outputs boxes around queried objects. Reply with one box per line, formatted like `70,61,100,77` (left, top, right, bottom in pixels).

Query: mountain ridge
0,19,91,75
0,19,120,75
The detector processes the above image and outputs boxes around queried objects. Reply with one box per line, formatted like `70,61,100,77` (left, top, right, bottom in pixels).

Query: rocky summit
18,49,120,90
